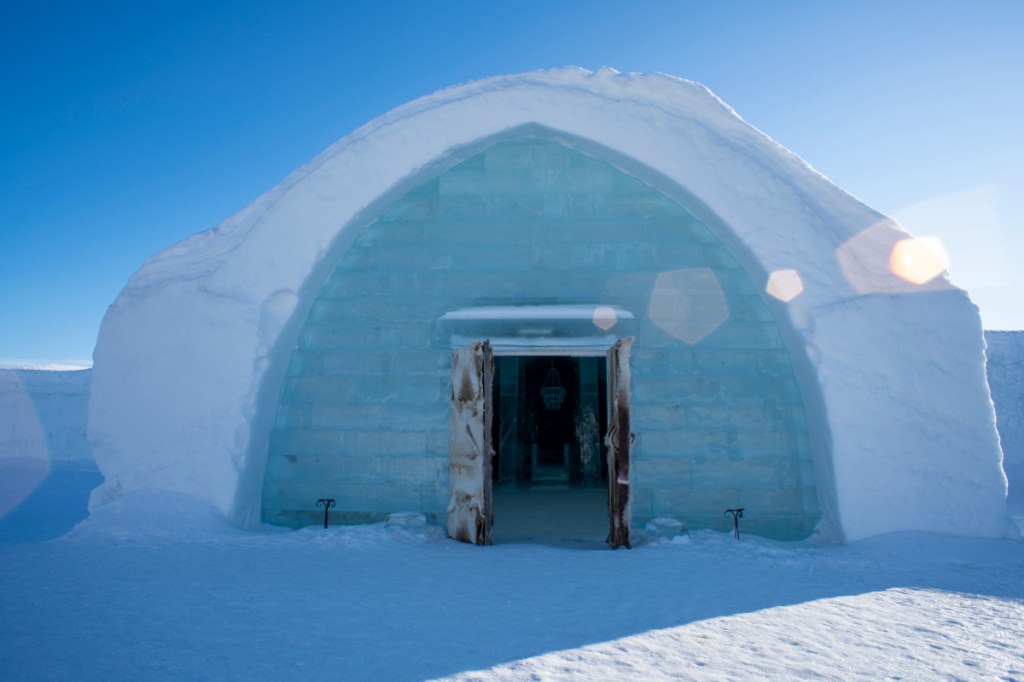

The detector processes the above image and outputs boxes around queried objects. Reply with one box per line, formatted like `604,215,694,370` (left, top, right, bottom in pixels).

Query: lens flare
888,237,950,285
766,269,804,302
837,220,952,294
592,306,618,331
648,268,729,345
0,373,51,518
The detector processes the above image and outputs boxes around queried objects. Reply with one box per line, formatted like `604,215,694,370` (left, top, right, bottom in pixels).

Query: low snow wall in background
986,331,1023,510
0,369,94,463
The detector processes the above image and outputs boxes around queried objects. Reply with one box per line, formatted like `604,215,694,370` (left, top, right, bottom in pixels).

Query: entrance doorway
490,355,607,545
492,356,606,487
447,339,633,548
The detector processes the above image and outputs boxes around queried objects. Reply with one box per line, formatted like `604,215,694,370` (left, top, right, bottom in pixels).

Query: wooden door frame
606,337,633,549
447,337,633,548
446,341,494,545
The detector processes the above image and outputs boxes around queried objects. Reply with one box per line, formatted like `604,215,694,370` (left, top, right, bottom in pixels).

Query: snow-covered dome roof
87,68,1012,541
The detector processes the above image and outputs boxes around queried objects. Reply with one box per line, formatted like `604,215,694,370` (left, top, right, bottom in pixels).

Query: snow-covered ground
2,349,1023,680
1,467,1022,681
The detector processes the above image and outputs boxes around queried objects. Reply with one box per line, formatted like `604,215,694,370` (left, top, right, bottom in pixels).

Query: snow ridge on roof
128,68,817,293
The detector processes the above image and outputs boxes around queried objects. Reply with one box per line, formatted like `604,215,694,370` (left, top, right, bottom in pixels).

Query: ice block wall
262,139,819,538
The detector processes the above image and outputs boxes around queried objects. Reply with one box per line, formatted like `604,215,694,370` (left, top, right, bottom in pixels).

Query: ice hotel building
87,69,1012,546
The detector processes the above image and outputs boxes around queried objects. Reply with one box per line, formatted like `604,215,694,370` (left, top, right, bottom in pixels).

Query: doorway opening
490,355,609,545
447,339,632,548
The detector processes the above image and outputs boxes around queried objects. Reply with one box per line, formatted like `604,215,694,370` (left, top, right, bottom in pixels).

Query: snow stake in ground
725,508,744,539
316,498,335,528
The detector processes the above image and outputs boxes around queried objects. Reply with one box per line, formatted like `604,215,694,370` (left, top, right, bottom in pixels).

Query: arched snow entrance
88,68,1012,543
260,138,820,541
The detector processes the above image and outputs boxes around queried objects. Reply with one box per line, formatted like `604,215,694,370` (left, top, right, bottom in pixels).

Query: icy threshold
491,485,609,547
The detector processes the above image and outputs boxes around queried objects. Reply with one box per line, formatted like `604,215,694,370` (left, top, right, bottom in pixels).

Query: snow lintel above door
434,304,636,355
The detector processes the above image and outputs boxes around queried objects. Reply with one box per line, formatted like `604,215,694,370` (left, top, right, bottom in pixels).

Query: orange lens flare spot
592,306,618,331
766,269,804,302
888,237,949,285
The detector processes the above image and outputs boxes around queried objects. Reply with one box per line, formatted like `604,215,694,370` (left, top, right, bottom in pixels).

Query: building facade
87,69,1012,545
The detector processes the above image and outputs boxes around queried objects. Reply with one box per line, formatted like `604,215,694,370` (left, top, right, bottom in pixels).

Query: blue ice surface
263,138,819,538
0,462,101,545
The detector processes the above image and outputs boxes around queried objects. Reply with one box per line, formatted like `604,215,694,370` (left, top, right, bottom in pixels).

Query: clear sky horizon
2,1,1021,369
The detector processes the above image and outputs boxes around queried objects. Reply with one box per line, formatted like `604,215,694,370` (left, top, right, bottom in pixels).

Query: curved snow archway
88,68,1012,542
262,136,822,539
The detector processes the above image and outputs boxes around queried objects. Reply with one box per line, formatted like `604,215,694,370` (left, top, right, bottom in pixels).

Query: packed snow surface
0,369,92,462
1,470,1022,681
987,332,1024,463
0,369,98,529
987,331,1024,515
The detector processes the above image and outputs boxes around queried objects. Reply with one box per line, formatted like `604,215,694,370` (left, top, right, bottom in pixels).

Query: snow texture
441,305,634,355
88,67,1010,541
0,369,92,462
987,330,1024,515
440,304,635,321
987,331,1024,466
0,370,98,544
1,482,1022,680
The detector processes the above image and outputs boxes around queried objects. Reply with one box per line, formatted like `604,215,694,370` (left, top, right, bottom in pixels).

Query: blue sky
2,1,1021,368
